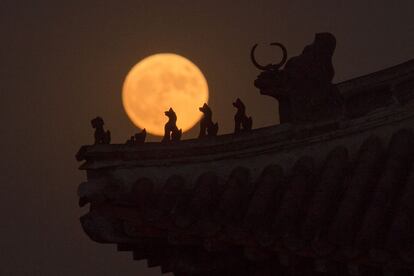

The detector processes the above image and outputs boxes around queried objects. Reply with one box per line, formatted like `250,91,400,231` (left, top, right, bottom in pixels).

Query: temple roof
77,59,414,171
77,60,414,275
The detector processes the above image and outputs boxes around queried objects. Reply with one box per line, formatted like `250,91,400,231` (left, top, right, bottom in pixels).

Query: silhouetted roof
77,60,414,275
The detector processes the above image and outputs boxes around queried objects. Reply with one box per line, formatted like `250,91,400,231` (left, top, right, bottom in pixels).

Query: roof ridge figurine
198,103,219,138
91,116,111,144
233,98,253,133
125,129,146,145
251,32,343,123
162,107,182,142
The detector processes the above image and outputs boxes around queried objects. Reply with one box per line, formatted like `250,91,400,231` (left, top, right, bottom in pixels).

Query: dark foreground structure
77,33,414,275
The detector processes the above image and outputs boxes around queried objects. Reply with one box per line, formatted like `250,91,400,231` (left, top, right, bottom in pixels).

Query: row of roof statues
91,32,343,145
91,98,252,144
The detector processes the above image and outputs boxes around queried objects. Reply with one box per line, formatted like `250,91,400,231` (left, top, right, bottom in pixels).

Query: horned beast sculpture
250,42,287,72
251,33,343,123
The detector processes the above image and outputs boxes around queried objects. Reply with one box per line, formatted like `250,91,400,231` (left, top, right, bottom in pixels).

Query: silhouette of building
77,59,414,276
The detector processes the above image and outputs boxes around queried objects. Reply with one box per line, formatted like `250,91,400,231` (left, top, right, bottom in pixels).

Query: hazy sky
1,1,413,275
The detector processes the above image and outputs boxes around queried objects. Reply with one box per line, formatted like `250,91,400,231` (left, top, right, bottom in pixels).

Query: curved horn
250,44,268,70
270,42,288,69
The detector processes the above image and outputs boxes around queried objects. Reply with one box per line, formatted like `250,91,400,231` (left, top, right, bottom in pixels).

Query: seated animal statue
198,103,219,138
233,98,253,133
251,32,343,123
162,108,182,142
91,116,111,144
125,136,135,145
135,128,147,143
125,129,146,145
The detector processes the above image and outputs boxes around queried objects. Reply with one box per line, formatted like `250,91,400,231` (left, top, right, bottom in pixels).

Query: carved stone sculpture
233,98,253,133
91,116,111,144
134,129,146,143
162,108,182,142
125,129,146,145
251,33,343,123
199,103,218,138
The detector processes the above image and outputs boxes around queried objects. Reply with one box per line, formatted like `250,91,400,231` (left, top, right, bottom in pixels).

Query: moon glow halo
122,54,209,136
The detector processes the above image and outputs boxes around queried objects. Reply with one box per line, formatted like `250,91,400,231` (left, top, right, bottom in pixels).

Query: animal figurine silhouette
162,108,182,142
233,98,253,133
91,116,111,144
135,128,146,143
125,129,146,145
198,103,219,138
125,136,135,145
251,32,343,123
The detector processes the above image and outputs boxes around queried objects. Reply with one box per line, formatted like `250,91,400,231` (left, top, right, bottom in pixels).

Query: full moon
122,53,209,136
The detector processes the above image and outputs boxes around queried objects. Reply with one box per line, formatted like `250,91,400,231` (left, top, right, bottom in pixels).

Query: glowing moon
122,53,209,136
